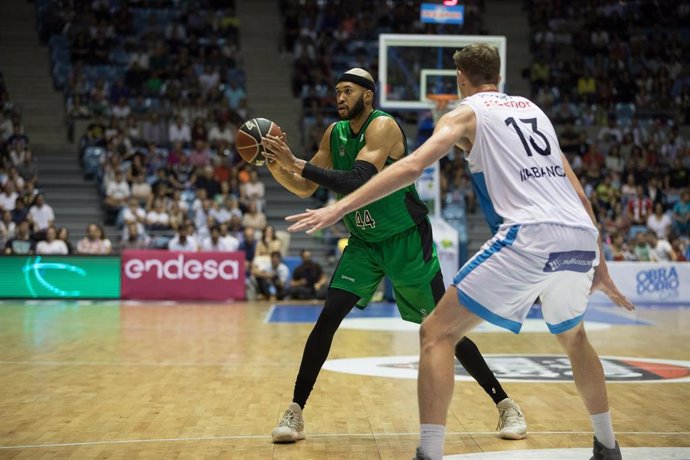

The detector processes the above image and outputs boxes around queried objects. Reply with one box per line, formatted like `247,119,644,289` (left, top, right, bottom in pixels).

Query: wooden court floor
0,300,689,459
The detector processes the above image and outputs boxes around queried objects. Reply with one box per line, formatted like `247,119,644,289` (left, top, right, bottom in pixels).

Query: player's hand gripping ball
236,118,283,166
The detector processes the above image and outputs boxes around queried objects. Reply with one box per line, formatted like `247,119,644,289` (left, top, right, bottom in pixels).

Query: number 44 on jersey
355,210,376,229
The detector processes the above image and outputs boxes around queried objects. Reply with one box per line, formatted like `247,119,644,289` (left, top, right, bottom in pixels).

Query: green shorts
329,219,445,323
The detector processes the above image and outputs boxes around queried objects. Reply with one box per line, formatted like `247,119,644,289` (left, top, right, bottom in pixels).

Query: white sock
420,424,445,460
591,411,616,449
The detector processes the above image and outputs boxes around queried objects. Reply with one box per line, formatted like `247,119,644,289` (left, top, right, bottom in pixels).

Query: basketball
236,118,283,166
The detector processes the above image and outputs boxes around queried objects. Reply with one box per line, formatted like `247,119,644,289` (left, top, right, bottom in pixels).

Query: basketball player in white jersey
285,44,633,460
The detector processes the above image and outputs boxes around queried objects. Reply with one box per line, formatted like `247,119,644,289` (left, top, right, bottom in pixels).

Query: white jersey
461,92,596,234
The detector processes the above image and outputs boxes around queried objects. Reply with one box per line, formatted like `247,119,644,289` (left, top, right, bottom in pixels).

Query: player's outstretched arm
286,108,470,233
263,126,334,198
561,153,634,311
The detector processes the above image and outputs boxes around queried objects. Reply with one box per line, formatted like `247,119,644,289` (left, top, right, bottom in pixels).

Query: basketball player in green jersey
262,68,527,443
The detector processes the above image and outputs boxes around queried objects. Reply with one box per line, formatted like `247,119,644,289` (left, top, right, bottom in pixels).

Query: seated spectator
224,79,246,110
670,234,688,262
195,165,221,198
214,180,236,206
0,182,18,212
11,196,28,224
226,215,244,241
141,112,168,146
208,119,236,150
122,197,146,228
36,226,68,255
57,227,74,254
146,199,171,230
4,167,25,193
582,144,606,170
82,115,107,149
28,193,54,232
287,249,327,300
597,117,623,145
647,203,672,239
0,210,15,248
252,251,289,300
105,170,131,211
213,156,235,184
167,141,186,169
130,174,152,204
672,190,690,237
111,97,131,119
201,225,239,251
191,117,208,143
256,224,283,257
198,64,220,96
151,168,172,196
189,139,212,168
121,222,150,250
6,123,29,148
4,219,34,255
8,139,30,167
646,230,676,262
239,226,258,267
16,150,37,182
240,169,265,210
169,154,195,190
606,232,635,261
632,232,651,262
209,199,231,225
77,224,112,255
167,225,198,251
242,200,267,231
168,201,187,230
646,176,666,208
626,185,653,226
169,116,191,145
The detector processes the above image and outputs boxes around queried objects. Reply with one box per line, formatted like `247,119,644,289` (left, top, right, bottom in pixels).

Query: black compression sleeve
302,160,378,195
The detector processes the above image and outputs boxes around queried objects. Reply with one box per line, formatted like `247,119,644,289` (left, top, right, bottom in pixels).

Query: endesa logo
120,250,246,301
124,255,240,281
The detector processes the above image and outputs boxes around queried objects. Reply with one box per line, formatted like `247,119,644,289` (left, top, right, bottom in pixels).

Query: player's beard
340,94,365,120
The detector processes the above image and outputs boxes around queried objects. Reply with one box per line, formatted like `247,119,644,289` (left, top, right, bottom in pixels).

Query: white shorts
452,223,599,334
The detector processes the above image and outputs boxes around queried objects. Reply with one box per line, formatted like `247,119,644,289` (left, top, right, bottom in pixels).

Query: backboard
378,34,507,110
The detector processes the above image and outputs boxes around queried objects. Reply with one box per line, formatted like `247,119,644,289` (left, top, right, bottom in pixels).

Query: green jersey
330,109,428,242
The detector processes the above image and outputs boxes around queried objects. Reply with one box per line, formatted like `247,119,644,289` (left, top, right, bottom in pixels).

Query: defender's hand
590,266,635,311
286,205,345,234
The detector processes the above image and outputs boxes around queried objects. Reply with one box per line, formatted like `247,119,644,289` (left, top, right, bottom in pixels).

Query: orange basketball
236,118,283,166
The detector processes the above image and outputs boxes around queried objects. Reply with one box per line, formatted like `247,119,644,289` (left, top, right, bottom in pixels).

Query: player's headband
336,73,376,92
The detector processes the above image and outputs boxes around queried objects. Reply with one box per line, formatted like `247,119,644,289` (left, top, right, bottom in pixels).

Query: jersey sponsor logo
338,145,345,157
323,355,690,383
518,165,565,182
543,250,595,273
483,98,534,109
341,275,356,282
636,267,679,299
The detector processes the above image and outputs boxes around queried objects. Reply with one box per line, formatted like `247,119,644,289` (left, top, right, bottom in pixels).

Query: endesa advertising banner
590,262,689,304
121,250,245,301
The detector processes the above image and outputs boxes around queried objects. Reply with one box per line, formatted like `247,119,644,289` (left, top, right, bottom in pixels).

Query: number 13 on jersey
355,210,376,229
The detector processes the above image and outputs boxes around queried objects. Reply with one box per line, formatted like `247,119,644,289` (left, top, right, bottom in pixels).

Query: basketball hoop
426,93,459,110
426,94,459,102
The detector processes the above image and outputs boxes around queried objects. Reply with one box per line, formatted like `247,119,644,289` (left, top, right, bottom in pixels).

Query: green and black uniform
328,109,444,323
290,109,508,412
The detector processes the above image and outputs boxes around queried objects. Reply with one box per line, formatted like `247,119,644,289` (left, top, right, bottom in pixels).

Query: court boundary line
1,431,689,450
